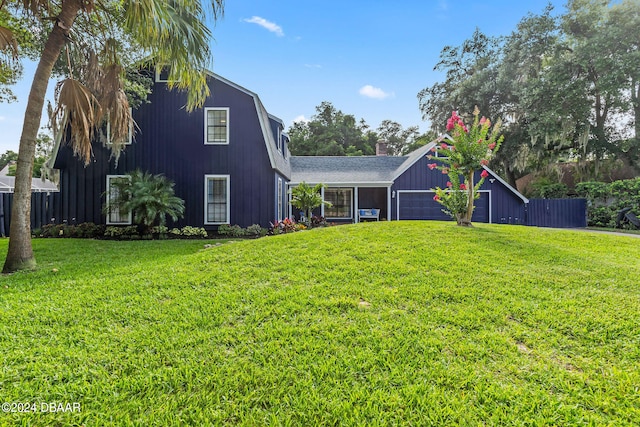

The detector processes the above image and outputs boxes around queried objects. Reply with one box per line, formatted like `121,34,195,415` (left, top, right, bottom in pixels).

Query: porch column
320,186,325,217
387,186,392,221
354,187,359,223
287,184,292,219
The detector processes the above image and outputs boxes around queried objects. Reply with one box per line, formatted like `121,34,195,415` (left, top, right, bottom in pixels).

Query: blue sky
0,0,567,153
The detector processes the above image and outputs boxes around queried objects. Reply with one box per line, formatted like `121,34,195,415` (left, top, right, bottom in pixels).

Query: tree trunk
458,170,475,227
3,1,83,273
503,162,517,189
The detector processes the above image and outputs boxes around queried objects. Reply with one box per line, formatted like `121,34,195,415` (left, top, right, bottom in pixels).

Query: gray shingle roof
290,142,438,185
0,176,59,193
290,155,407,184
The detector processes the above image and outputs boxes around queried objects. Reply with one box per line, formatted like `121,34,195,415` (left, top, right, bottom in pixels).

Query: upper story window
155,65,178,83
204,107,229,145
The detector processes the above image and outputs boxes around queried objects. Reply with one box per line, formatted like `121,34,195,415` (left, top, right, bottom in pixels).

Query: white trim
387,187,392,221
277,177,284,221
106,175,132,225
155,67,167,82
204,107,230,145
288,181,393,187
396,189,492,223
354,187,359,223
155,65,181,83
204,174,231,225
483,166,529,203
392,141,439,180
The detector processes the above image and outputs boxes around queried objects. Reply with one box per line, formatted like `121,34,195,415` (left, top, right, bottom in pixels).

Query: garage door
397,191,490,223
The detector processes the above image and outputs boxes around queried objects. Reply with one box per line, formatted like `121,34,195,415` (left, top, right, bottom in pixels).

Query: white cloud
359,85,394,100
243,16,284,37
0,116,5,121
304,64,322,69
292,115,308,124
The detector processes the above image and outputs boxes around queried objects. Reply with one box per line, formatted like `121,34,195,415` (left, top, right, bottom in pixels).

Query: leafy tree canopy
288,101,425,156
418,0,640,186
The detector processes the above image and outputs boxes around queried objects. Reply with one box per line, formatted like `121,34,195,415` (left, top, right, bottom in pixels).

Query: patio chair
625,211,640,229
616,207,632,228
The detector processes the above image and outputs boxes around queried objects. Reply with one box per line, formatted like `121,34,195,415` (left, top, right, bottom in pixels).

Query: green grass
1,222,639,426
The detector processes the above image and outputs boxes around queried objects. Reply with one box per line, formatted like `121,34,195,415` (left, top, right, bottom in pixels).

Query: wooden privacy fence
0,192,60,237
526,198,587,228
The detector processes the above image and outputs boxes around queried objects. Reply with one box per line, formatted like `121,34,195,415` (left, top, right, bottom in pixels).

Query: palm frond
54,78,102,165
0,26,18,59
21,0,51,15
123,0,224,110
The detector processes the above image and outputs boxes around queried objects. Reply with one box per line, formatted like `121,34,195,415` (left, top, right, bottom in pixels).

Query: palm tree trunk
3,0,83,273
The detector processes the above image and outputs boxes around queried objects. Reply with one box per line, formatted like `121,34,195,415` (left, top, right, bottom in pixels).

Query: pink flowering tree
429,107,503,226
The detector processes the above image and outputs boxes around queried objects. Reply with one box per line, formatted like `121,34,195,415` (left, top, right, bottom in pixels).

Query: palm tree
1,0,224,273
108,170,185,235
290,182,331,226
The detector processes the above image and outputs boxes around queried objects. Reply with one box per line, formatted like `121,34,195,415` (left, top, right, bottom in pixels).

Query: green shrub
150,225,168,235
530,179,568,199
575,181,611,205
104,226,138,239
245,224,266,238
180,226,208,238
217,224,245,237
575,178,640,227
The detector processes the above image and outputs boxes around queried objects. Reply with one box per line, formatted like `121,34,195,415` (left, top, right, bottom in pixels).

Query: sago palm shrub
108,170,185,235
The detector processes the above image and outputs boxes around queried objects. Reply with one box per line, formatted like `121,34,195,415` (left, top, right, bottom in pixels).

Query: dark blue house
52,71,291,229
51,71,529,229
289,142,528,224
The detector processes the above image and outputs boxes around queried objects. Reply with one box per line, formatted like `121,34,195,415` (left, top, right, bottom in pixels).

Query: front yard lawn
1,222,639,425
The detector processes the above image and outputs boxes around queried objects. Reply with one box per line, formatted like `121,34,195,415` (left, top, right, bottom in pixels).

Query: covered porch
287,183,392,223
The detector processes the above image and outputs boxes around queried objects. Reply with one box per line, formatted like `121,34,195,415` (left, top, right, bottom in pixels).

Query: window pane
207,177,228,223
207,110,227,143
325,189,351,218
108,177,130,224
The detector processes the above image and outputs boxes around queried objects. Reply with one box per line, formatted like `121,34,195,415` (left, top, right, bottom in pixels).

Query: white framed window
155,65,183,83
205,175,230,224
106,175,132,225
324,188,352,219
106,108,133,145
277,177,283,221
204,108,229,145
155,65,170,82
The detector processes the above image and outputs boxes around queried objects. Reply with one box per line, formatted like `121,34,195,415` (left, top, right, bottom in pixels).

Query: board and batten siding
54,74,279,228
391,154,526,223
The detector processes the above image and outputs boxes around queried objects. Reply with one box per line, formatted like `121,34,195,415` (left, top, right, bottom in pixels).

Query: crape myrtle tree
1,0,224,273
430,108,503,226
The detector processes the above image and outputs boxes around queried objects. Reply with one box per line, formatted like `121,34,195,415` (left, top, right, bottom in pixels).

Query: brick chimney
376,141,388,156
